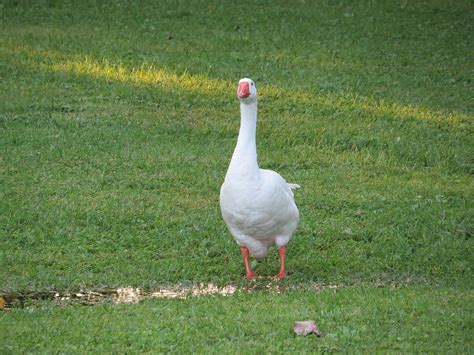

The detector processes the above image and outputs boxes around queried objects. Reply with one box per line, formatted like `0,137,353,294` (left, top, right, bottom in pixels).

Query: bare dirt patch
1,281,344,309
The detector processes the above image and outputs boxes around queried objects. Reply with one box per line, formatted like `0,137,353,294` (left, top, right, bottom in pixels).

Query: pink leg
275,246,287,279
240,246,256,279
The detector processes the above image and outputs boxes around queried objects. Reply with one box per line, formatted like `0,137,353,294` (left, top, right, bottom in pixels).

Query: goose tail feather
288,183,301,190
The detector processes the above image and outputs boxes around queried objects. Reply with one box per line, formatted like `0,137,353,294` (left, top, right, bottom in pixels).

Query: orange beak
237,82,250,99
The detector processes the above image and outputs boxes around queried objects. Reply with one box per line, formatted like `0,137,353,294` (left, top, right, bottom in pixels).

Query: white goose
220,78,300,279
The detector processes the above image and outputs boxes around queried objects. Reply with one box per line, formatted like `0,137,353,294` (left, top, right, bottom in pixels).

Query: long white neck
226,101,259,179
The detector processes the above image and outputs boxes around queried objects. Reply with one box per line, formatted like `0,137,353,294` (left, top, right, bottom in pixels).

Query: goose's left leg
275,246,286,279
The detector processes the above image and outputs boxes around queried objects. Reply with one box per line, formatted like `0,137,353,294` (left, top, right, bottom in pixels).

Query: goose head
237,78,257,104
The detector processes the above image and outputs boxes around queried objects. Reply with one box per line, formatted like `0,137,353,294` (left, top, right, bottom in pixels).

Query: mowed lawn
0,0,472,352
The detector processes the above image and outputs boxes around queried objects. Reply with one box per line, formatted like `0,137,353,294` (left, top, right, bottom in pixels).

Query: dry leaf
0,296,5,310
293,320,321,337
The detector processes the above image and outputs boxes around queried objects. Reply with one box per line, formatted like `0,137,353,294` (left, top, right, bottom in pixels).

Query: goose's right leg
240,246,256,279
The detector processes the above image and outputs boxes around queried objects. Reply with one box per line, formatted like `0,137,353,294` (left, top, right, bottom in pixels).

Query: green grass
0,0,472,352
3,288,473,353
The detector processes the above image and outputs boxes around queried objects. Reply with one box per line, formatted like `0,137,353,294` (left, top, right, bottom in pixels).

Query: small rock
294,320,321,337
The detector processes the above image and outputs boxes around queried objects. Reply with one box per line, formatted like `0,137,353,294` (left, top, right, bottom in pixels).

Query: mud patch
114,284,239,304
1,283,247,308
1,282,341,309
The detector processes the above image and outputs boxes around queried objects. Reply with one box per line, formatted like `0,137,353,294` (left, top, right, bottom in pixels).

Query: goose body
219,78,300,279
